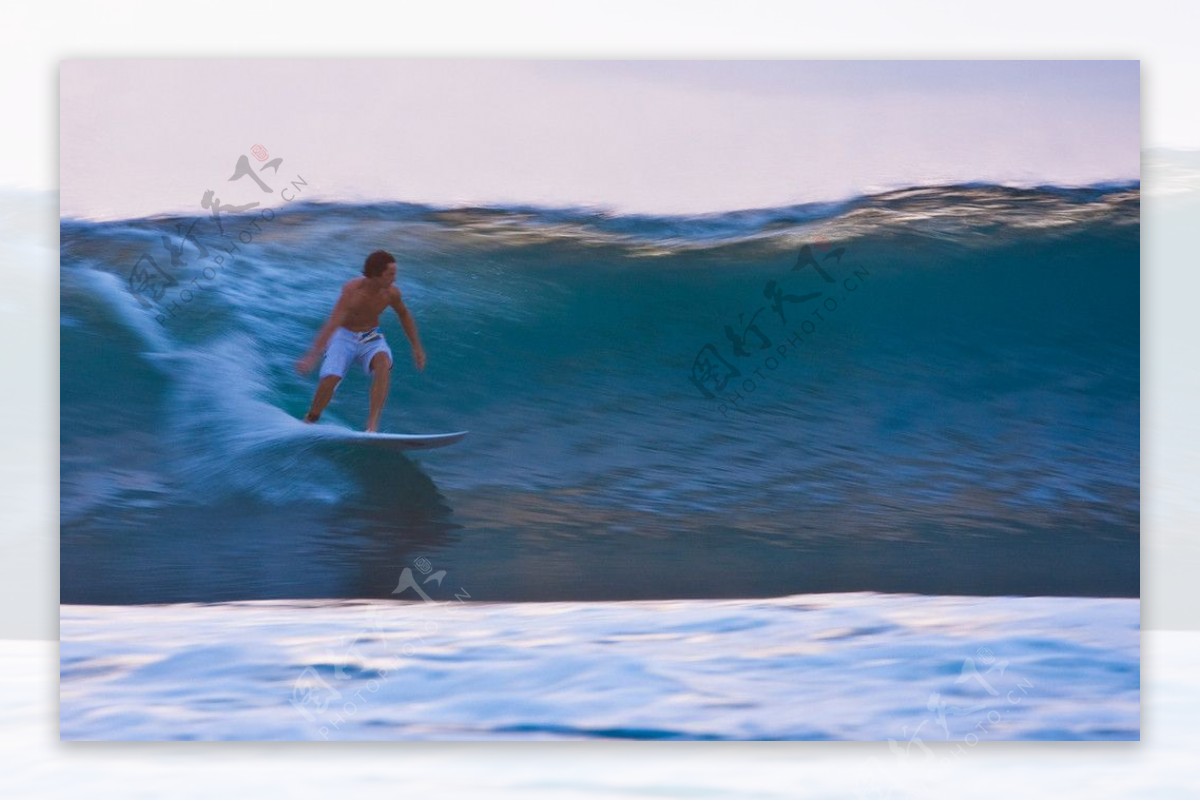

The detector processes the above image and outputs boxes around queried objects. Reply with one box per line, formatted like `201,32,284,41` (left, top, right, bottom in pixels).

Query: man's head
363,249,397,285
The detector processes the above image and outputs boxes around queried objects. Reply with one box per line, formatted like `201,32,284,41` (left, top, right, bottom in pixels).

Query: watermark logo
688,238,870,416
124,146,309,323
856,648,1035,797
888,647,1035,753
289,556,472,739
289,665,343,723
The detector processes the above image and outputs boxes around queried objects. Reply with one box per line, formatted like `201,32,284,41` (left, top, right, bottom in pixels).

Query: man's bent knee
369,354,392,375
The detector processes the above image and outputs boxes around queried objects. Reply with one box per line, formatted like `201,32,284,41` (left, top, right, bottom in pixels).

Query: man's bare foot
304,412,319,423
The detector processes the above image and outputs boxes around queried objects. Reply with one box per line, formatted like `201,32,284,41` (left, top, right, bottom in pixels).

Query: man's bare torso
340,277,398,331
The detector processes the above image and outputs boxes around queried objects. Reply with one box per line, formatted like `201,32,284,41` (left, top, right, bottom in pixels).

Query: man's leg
366,352,391,432
304,375,341,423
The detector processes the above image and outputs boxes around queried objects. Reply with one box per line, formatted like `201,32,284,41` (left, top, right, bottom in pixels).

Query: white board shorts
319,327,394,379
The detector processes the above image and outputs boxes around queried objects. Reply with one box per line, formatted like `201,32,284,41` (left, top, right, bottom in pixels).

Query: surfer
296,250,427,432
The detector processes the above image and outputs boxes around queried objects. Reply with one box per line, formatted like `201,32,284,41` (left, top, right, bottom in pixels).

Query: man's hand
296,351,320,375
413,347,427,372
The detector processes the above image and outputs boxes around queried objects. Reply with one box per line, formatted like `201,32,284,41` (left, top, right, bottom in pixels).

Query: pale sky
60,59,1140,220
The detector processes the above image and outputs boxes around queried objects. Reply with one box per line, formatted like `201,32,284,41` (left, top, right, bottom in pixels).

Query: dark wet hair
363,249,395,277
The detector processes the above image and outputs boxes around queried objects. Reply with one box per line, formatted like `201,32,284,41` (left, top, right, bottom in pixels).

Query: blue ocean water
59,184,1139,605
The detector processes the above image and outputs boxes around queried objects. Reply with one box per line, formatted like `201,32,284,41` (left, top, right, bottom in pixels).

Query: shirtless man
296,250,427,432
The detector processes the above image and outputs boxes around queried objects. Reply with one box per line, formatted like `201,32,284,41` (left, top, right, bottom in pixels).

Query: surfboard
305,426,468,451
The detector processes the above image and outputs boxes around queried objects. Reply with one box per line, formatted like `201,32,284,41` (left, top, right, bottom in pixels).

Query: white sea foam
60,592,1138,742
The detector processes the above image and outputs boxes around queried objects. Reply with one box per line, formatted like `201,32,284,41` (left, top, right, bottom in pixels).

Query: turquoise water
60,184,1139,604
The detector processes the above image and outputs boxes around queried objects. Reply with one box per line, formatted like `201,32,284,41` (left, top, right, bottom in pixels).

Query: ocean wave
62,182,1139,257
60,182,1140,604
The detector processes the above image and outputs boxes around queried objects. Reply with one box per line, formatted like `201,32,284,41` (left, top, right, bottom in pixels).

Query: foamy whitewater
61,593,1137,741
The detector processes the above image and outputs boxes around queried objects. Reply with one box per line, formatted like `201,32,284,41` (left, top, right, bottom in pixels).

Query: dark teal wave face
60,186,1139,604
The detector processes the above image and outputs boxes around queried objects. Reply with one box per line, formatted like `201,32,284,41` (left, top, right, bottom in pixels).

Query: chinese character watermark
687,238,871,416
123,144,310,324
289,556,472,739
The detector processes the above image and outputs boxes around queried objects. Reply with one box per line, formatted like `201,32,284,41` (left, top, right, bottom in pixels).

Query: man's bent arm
391,291,426,371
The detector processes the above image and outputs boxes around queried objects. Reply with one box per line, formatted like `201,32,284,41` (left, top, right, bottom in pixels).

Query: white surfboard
306,426,468,451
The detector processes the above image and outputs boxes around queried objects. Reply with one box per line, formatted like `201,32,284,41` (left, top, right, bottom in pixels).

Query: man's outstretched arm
296,286,350,374
391,289,426,371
